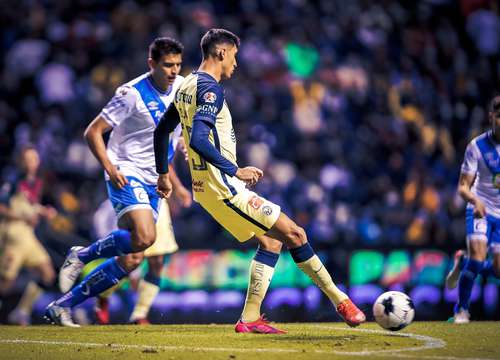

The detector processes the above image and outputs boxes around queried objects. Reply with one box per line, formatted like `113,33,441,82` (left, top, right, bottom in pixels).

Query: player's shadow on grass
271,335,360,342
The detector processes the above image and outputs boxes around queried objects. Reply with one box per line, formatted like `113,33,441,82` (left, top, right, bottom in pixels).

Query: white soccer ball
373,291,415,331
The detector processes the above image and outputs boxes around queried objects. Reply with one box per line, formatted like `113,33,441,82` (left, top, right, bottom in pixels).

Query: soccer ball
373,291,415,331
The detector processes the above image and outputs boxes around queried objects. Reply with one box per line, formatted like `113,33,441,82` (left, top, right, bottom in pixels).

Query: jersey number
185,125,208,171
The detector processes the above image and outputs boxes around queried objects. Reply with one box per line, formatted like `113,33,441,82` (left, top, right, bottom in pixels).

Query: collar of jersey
146,75,172,95
193,70,219,83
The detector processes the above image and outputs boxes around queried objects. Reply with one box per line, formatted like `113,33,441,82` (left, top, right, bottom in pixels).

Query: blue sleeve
194,81,224,125
190,120,238,177
189,78,238,176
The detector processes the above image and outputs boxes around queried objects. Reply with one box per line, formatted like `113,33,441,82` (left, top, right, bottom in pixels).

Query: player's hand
173,185,192,207
40,205,58,220
177,137,189,162
157,173,173,198
472,198,487,218
107,165,129,189
235,166,263,187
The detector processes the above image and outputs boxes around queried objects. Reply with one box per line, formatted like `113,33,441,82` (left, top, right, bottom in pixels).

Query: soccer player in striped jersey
46,37,186,326
446,96,500,324
154,29,366,333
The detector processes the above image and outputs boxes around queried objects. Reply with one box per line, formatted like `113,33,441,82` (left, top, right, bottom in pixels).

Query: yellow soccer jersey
174,72,245,201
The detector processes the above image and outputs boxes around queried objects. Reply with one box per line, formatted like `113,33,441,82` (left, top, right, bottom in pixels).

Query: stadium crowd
1,0,499,268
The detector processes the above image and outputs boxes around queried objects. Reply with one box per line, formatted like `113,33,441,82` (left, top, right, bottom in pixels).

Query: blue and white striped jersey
101,73,184,185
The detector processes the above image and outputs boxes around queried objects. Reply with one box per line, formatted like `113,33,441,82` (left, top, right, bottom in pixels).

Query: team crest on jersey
262,205,273,216
494,174,500,189
248,195,264,210
203,92,217,103
147,101,160,111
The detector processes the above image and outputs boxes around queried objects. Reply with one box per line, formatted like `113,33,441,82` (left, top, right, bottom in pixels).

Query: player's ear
147,57,156,70
218,48,225,61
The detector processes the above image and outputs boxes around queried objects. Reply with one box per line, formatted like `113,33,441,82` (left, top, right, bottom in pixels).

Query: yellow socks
241,260,276,322
129,279,160,321
297,254,348,306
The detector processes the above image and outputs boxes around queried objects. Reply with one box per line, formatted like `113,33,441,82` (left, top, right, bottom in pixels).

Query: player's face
21,149,40,174
221,45,238,80
150,53,182,86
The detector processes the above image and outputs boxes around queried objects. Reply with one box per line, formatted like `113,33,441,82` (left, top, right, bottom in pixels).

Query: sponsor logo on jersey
147,101,159,111
196,104,218,114
262,205,273,216
192,180,204,193
248,195,264,210
474,218,487,233
203,92,217,103
176,91,193,104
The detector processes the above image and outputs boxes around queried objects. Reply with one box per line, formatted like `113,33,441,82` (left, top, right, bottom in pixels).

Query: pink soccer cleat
235,315,287,334
95,297,110,325
336,299,366,327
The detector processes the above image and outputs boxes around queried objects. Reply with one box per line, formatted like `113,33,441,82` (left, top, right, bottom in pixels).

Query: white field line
0,326,495,360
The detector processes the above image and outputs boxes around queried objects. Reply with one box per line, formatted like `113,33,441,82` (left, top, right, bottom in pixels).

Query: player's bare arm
457,172,486,218
84,116,129,189
154,100,182,199
168,164,192,207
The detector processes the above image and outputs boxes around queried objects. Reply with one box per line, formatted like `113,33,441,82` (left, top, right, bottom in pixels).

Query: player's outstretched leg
46,255,139,326
59,209,156,293
59,230,133,292
453,257,482,324
268,213,366,327
129,255,165,324
235,239,285,334
445,250,466,289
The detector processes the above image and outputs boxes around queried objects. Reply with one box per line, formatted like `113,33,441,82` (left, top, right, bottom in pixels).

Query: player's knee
132,227,156,251
120,252,145,270
285,224,307,247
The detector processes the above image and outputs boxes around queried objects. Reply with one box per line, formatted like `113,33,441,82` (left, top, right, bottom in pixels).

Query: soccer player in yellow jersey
154,29,366,332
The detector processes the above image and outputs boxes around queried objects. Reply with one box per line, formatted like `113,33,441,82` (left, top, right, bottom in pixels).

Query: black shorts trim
222,199,270,232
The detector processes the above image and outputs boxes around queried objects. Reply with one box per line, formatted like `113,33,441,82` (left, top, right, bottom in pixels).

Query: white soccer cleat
445,250,466,290
453,308,470,324
59,246,85,292
45,302,80,327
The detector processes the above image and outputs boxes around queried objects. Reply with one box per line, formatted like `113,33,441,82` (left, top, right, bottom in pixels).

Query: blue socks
55,258,128,308
459,257,498,279
455,258,482,312
144,270,160,287
254,248,279,267
77,230,133,264
289,243,315,263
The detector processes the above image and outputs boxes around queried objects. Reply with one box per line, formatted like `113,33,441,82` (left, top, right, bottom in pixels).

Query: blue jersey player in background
45,37,185,326
446,95,500,324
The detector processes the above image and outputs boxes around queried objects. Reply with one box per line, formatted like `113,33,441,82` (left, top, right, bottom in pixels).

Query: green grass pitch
1,322,499,360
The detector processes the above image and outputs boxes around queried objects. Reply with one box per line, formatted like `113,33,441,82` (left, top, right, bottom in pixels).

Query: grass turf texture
0,322,499,360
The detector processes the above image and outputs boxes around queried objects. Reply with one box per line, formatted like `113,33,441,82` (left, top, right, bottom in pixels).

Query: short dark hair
149,37,183,62
200,28,240,59
489,95,500,114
